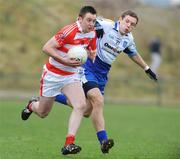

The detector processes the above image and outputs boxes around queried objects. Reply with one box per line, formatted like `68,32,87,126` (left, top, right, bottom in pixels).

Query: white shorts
39,67,81,97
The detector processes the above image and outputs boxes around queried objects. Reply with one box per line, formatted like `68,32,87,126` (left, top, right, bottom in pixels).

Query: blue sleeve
123,39,137,57
123,47,137,57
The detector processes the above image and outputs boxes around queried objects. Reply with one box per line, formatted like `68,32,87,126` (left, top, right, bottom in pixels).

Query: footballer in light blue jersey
96,18,137,64
82,17,138,94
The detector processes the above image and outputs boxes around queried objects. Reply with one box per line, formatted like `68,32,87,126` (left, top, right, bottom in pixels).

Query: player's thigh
38,96,55,113
83,81,104,104
87,87,104,108
87,87,103,100
62,82,86,107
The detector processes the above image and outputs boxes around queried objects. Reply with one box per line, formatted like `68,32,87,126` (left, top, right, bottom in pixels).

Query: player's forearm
42,38,65,64
131,53,157,81
43,46,65,63
130,53,149,70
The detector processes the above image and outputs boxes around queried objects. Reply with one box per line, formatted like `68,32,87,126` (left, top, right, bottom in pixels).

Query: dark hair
121,10,139,24
79,6,97,18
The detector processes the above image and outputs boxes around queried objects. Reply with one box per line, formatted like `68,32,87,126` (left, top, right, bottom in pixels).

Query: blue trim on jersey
113,21,119,31
123,48,137,57
83,56,111,75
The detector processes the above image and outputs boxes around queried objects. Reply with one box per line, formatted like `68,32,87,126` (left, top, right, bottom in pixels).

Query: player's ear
78,16,83,23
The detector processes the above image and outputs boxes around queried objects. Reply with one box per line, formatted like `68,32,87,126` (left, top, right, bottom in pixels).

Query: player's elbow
42,44,49,54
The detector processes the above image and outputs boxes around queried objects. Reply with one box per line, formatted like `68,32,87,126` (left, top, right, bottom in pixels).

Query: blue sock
97,130,108,144
55,94,68,105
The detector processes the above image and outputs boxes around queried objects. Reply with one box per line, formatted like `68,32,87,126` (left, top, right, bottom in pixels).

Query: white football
67,46,88,63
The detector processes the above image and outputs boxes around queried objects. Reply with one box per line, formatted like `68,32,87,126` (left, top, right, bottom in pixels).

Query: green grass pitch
0,100,180,159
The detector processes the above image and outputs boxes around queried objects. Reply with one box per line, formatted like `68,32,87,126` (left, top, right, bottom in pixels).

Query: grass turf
0,100,180,159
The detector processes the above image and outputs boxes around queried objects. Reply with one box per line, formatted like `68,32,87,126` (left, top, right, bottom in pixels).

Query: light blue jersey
96,17,137,65
82,18,138,94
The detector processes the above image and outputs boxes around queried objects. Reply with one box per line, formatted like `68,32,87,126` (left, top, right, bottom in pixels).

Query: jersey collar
113,21,119,31
76,20,83,32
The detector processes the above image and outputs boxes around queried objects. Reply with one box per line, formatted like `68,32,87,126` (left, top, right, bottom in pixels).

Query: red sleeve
87,36,96,51
54,30,66,47
54,24,74,47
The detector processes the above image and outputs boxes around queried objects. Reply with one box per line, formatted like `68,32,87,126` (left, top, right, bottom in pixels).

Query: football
67,46,88,63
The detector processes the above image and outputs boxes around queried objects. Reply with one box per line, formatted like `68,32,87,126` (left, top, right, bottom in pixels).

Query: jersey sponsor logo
104,42,121,54
123,41,128,48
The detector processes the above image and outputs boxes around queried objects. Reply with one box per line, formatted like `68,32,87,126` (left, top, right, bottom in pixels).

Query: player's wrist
144,66,150,71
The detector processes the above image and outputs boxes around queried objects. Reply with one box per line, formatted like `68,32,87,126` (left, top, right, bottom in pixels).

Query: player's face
119,15,137,34
79,13,96,33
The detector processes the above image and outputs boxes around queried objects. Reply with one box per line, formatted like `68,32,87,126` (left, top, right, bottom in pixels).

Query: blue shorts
82,56,111,95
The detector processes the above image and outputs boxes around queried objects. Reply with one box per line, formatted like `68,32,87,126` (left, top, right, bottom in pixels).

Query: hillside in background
0,0,82,75
1,0,180,77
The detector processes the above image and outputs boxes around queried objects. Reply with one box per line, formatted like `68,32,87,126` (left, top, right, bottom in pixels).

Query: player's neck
119,29,126,36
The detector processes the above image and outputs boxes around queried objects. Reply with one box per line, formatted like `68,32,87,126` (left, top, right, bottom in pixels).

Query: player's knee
88,93,104,107
73,101,87,113
80,102,87,112
83,108,92,118
96,96,104,106
83,110,92,118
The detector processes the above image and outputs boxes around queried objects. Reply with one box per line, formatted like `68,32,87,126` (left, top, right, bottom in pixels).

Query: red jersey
46,21,96,76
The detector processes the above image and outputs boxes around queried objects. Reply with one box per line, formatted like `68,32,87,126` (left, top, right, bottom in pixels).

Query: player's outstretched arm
130,53,158,81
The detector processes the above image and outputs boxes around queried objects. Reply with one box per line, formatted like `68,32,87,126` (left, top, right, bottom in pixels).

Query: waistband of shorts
46,62,75,76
